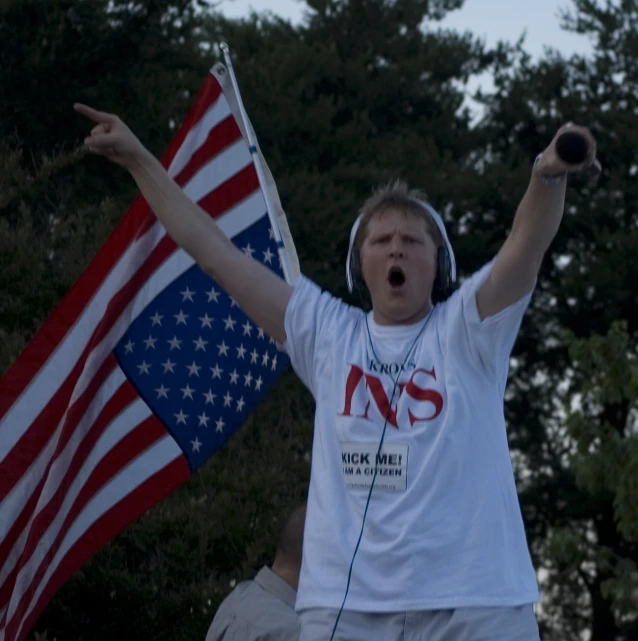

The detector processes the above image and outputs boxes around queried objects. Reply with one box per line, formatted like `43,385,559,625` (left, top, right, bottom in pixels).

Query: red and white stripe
0,72,268,641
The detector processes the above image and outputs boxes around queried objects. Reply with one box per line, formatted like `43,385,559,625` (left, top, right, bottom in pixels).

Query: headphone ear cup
432,246,451,303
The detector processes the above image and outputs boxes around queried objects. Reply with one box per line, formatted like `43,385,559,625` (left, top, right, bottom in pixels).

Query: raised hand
74,103,149,168
535,123,598,178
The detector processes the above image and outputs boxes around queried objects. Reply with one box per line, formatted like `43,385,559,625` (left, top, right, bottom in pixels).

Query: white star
210,364,223,379
261,352,270,367
124,340,134,354
168,336,182,351
242,320,253,336
229,296,239,308
255,376,263,391
203,389,217,405
180,286,196,302
206,287,220,303
262,248,274,264
244,371,253,387
181,384,195,400
162,358,176,373
199,313,214,329
271,355,278,370
217,341,229,357
223,315,237,331
155,384,169,399
257,328,265,340
250,349,259,364
174,310,189,325
236,396,246,412
215,417,225,433
223,391,233,407
229,369,239,385
268,226,275,240
137,360,151,375
242,243,255,258
193,336,208,352
187,361,201,377
236,344,247,359
149,312,163,326
174,409,188,425
269,336,276,345
198,412,210,428
191,437,202,452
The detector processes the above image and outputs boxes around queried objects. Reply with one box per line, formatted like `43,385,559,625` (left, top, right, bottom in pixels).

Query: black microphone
555,131,589,165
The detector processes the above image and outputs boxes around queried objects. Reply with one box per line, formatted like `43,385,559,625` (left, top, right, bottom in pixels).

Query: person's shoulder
205,580,257,641
290,274,365,328
213,578,258,614
449,261,494,299
223,576,296,618
292,274,352,306
433,261,495,317
217,587,299,641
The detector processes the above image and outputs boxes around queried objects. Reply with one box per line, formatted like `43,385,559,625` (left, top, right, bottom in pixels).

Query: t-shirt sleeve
449,260,534,383
283,275,351,396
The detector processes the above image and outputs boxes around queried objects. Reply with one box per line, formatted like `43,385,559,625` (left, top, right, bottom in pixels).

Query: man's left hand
535,123,598,177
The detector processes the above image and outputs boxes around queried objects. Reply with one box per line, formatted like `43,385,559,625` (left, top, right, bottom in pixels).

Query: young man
75,103,597,641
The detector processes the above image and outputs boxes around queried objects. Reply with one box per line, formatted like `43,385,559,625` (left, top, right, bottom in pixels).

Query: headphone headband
345,215,363,293
345,200,456,293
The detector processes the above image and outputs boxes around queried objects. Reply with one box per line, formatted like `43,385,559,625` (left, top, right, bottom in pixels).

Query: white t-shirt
283,262,540,613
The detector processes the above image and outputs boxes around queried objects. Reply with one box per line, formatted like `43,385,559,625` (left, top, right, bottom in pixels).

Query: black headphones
347,222,455,304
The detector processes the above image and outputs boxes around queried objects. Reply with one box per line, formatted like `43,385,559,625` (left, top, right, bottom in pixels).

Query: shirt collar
254,566,296,608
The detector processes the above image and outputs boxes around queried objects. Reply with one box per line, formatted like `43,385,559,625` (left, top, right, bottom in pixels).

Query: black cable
328,308,434,640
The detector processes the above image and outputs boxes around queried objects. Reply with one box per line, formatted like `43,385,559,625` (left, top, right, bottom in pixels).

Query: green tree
0,0,212,243
463,1,638,638
204,0,510,293
553,322,638,640
4,0,506,638
0,139,118,373
0,0,208,157
10,0,613,640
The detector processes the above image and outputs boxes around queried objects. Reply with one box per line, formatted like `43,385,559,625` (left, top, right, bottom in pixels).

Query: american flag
0,63,298,641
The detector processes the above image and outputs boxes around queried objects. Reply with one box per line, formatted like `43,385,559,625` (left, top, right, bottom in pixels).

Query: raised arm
75,104,292,343
476,123,598,320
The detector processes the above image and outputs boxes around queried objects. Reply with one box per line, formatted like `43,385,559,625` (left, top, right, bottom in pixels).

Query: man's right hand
74,102,292,344
74,104,149,169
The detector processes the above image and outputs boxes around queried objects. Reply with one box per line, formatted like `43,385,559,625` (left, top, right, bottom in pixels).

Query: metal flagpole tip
220,42,229,54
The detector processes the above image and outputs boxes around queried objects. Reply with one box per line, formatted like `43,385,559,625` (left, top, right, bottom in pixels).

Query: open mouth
387,266,406,288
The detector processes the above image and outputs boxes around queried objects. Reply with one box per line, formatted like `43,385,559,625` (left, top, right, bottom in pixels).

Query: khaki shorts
299,605,540,641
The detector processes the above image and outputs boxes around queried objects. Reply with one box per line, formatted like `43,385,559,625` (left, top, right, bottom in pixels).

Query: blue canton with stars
114,216,289,471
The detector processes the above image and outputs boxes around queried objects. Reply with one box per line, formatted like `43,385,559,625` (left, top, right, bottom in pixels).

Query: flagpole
219,43,293,285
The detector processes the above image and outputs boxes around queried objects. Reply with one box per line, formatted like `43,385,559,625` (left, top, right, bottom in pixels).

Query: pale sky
217,0,594,59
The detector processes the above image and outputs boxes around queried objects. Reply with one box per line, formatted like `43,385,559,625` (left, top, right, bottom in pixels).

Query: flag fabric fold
0,63,298,641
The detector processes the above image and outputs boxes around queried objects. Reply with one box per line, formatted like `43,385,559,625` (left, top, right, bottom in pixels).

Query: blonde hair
355,179,444,250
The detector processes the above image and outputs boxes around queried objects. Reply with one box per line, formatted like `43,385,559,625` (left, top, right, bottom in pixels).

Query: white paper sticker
340,442,408,492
